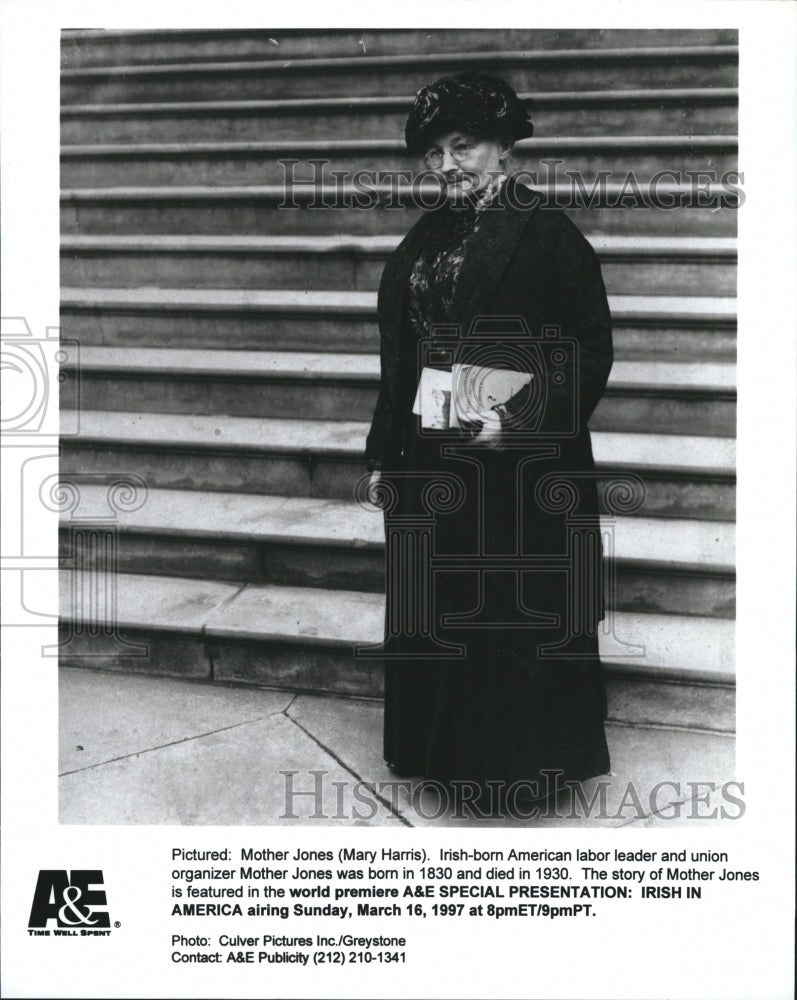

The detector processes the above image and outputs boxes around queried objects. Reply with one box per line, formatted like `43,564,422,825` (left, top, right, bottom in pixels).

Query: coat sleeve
364,378,395,472
364,272,404,472
501,215,613,436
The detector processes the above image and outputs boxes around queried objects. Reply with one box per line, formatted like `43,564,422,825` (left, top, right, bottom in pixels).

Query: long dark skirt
382,414,610,793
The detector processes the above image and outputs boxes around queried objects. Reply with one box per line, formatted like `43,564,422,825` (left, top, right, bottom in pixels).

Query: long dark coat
365,176,614,795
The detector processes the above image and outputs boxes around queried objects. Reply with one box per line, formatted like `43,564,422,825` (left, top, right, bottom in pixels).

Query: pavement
59,667,737,829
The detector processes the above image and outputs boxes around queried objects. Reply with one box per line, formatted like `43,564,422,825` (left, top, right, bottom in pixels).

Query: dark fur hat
405,71,534,154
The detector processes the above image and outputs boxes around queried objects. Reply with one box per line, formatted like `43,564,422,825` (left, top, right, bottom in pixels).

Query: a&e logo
28,870,111,930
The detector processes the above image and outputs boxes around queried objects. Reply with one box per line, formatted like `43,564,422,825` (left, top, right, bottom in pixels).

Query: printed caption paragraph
166,845,761,967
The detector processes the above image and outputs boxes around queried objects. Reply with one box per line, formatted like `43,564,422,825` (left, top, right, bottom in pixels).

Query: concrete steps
61,348,736,437
60,46,738,105
59,288,737,361
58,483,735,619
61,135,737,188
61,234,737,297
60,184,741,238
57,569,735,732
59,410,735,521
60,28,739,68
61,90,739,145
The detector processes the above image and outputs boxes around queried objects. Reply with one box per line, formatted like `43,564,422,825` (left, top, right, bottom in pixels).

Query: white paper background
1,3,795,998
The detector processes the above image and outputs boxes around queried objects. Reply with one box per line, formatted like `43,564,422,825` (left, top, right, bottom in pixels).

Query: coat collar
377,175,541,345
450,176,540,326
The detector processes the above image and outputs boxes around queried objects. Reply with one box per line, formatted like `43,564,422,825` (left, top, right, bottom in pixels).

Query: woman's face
422,130,507,199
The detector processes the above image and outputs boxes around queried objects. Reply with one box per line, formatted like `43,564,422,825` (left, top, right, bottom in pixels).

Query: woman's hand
472,415,503,449
367,469,382,504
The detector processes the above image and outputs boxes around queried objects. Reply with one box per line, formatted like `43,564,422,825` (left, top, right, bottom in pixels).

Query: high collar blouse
406,174,507,342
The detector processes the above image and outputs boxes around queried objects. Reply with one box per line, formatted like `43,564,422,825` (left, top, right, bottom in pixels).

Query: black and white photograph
1,4,795,999
54,25,742,828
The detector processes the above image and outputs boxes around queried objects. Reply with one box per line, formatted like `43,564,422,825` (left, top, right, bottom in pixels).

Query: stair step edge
61,134,738,156
60,44,740,80
59,571,735,679
59,410,737,475
64,347,738,391
60,287,738,323
61,87,740,118
55,484,735,572
60,233,738,256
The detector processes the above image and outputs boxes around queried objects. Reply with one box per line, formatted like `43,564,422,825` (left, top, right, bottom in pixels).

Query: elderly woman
365,72,613,810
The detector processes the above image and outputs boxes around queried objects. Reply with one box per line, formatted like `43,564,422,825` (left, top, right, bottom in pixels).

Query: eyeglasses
423,139,478,169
